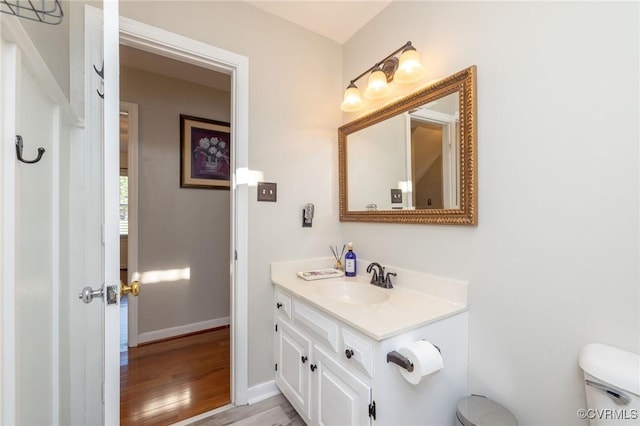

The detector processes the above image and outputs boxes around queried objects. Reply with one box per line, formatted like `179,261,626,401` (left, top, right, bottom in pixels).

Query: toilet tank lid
579,343,640,396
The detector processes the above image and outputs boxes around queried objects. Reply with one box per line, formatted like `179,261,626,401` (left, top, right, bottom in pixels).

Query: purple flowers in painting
191,127,230,180
180,115,231,189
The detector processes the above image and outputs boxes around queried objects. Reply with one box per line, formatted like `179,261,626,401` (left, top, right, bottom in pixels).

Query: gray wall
120,66,231,334
119,0,343,385
342,2,639,425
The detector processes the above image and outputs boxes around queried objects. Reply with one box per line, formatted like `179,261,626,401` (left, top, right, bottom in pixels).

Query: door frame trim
118,15,250,405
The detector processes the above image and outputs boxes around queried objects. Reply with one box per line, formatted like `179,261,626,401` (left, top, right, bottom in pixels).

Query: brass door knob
120,280,141,298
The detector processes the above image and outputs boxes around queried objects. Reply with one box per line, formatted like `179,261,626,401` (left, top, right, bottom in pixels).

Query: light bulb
340,83,364,112
364,67,391,99
395,46,426,84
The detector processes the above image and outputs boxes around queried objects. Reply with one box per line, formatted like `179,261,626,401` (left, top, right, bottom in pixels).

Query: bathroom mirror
339,65,477,225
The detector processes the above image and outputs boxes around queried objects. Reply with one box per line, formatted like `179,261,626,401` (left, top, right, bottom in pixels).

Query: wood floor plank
191,394,305,426
121,327,231,425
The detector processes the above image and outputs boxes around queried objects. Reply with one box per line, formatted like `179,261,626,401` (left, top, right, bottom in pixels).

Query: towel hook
15,135,45,164
93,62,104,79
94,62,104,99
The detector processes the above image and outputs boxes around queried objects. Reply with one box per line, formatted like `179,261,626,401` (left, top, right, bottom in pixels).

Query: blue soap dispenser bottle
344,242,356,277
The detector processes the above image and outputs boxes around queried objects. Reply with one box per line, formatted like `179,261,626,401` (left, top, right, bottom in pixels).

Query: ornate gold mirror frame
338,65,477,225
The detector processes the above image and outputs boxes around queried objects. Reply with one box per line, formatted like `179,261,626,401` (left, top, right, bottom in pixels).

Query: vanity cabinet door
275,320,312,422
313,345,372,426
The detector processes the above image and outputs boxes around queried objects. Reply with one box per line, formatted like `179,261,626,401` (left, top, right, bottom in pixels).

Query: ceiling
247,1,392,44
120,45,231,92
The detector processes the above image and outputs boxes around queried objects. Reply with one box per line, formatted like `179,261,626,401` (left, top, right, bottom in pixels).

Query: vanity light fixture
340,41,426,112
363,65,392,99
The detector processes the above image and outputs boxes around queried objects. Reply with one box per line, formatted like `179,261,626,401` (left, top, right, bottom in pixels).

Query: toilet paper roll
398,340,443,385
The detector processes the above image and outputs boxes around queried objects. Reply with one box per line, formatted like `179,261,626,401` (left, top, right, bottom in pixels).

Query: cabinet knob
276,302,283,309
310,364,317,372
345,349,354,359
301,356,308,364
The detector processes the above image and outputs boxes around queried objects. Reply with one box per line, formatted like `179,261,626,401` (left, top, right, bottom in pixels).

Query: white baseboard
138,316,230,344
246,380,280,405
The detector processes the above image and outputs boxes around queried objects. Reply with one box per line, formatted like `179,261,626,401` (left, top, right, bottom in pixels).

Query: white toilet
579,343,640,425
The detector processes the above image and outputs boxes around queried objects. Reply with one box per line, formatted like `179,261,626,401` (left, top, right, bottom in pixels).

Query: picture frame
180,114,231,189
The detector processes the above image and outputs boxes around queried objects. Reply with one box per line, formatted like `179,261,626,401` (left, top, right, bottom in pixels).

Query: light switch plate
257,182,277,202
390,188,403,203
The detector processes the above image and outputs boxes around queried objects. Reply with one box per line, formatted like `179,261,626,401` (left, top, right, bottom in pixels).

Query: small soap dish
297,269,344,281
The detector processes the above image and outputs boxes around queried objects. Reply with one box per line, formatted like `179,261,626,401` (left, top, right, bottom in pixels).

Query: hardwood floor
121,327,231,425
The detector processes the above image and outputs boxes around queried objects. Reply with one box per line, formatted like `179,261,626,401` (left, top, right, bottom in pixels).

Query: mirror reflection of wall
345,91,460,212
347,114,406,210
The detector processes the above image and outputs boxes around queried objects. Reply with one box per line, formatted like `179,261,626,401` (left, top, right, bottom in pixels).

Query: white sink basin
316,281,390,305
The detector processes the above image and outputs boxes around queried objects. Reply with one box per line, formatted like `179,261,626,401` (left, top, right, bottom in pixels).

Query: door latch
78,285,118,305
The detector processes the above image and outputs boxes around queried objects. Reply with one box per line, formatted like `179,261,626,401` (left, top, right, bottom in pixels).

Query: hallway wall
120,65,231,339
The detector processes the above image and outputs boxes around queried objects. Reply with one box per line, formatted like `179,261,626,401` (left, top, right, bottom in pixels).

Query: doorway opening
115,13,251,421
117,44,233,424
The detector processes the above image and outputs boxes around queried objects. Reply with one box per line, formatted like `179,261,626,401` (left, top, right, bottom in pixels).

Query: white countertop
271,258,468,341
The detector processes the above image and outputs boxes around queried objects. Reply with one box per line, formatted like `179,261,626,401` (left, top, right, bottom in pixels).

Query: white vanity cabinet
274,286,469,426
313,344,371,425
275,319,312,420
275,289,373,426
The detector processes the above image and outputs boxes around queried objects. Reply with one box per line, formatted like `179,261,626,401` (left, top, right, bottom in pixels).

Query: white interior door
102,2,121,422
75,2,121,424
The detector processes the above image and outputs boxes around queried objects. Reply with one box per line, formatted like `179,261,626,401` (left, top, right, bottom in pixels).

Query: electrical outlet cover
390,188,403,203
257,182,277,202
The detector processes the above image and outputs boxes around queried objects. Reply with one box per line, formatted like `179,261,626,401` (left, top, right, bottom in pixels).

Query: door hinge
234,250,237,260
275,363,278,371
275,324,278,332
369,401,376,420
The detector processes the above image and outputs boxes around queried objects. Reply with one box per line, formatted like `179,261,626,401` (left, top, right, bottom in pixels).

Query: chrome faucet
366,262,396,288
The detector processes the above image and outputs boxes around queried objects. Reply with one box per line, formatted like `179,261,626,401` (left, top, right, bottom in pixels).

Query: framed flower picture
180,114,231,189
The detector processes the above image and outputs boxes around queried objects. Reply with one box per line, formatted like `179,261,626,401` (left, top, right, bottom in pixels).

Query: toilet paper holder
386,344,440,372
387,351,414,372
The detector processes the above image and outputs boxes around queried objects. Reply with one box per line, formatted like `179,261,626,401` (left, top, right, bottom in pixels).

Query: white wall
3,17,77,422
18,0,70,99
15,53,56,426
120,66,232,336
342,2,639,425
118,1,343,386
